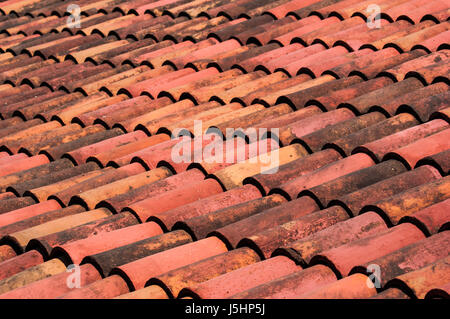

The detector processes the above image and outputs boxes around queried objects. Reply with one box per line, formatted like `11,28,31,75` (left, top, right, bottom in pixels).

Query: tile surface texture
0,0,448,299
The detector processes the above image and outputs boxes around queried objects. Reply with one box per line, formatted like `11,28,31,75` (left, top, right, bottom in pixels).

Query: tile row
0,0,448,300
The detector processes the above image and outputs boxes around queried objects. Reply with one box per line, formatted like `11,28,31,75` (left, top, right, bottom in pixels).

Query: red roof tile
351,231,450,286
229,264,337,299
400,198,450,235
385,256,450,298
331,165,442,216
180,255,300,299
301,273,377,299
425,282,450,299
0,263,101,299
309,223,425,278
0,250,44,281
0,0,448,300
371,287,411,299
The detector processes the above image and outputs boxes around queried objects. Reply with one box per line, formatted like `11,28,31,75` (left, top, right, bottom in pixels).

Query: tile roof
0,0,449,300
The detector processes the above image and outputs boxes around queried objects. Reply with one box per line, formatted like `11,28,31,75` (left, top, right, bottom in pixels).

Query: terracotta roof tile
0,191,16,200
210,72,288,104
181,71,265,105
0,245,17,263
57,270,128,299
362,175,450,225
151,184,262,231
298,112,386,152
385,21,450,53
402,197,449,234
354,119,448,162
211,144,308,190
125,178,224,222
211,196,320,249
277,76,363,109
364,20,436,51
180,255,300,299
0,205,86,239
339,77,425,115
0,258,67,295
301,160,408,208
229,264,336,299
0,250,44,281
237,43,303,72
307,78,392,111
173,194,287,240
380,49,450,82
275,211,387,265
384,256,450,298
432,106,450,123
0,263,102,299
98,168,205,213
29,212,140,259
245,149,342,196
8,162,99,199
416,148,450,176
386,0,449,24
78,97,171,128
310,223,425,278
301,273,377,298
330,165,442,216
40,128,124,161
160,69,242,101
404,58,449,85
0,0,448,300
324,113,419,156
87,134,170,166
48,164,143,204
272,153,375,200
0,197,36,214
383,128,450,169
371,287,411,299
246,17,320,46
423,7,450,23
238,206,350,259
121,100,222,135
24,168,105,203
425,283,450,299
70,166,172,210
412,30,450,53
0,154,50,177
109,237,225,293
146,247,260,298
351,231,450,286
53,222,164,265
5,208,112,252
379,83,449,118
278,109,354,145
63,130,147,165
